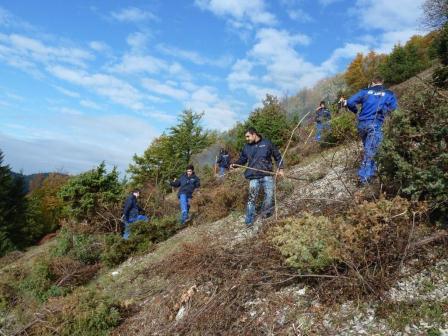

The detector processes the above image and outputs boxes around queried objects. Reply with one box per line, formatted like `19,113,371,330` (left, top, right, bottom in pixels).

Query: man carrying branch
231,127,284,227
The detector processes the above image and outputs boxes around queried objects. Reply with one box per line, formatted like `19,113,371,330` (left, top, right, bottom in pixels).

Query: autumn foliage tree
25,174,69,243
344,51,386,93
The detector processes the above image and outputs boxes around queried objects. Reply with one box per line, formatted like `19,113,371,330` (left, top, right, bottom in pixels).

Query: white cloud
228,29,368,101
321,43,370,73
227,59,256,85
195,0,277,26
0,6,34,30
126,31,150,51
319,0,343,6
354,0,424,31
89,41,109,52
186,86,239,129
157,44,233,67
352,0,426,53
9,34,92,66
0,32,93,78
58,107,83,116
80,99,102,110
0,113,159,174
48,65,145,110
111,53,167,75
167,62,192,80
111,7,157,23
54,85,80,98
287,9,313,23
248,28,316,90
141,78,189,100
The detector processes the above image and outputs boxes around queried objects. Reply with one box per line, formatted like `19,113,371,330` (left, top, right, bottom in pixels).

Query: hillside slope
3,142,444,335
2,73,447,335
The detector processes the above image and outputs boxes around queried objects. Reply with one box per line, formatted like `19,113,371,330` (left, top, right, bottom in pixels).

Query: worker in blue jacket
315,101,331,141
344,75,397,184
122,189,148,239
231,127,284,227
216,148,231,177
170,165,200,225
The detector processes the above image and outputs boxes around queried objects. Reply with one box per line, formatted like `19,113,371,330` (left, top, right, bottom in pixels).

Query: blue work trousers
315,122,330,141
357,120,383,183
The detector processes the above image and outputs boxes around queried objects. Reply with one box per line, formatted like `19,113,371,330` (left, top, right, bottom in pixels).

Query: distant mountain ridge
10,172,67,193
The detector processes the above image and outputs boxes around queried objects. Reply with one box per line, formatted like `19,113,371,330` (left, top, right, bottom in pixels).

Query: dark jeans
245,176,274,225
179,193,191,224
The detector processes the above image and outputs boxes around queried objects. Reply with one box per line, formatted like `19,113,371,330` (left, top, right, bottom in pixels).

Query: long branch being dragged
231,164,309,182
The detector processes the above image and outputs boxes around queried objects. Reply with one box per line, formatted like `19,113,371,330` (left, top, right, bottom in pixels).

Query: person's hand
277,169,284,177
230,163,237,170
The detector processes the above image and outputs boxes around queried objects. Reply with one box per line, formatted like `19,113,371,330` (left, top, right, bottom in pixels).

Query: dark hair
245,127,259,136
320,100,326,106
186,164,194,171
372,75,384,83
132,188,141,193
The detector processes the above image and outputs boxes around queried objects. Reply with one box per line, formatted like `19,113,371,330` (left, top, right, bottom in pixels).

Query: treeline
0,153,69,256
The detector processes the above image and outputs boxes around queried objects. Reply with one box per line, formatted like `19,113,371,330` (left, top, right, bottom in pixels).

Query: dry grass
111,233,302,335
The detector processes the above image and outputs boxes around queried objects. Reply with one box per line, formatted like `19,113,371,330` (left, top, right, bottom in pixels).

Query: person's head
132,188,141,197
371,75,384,86
186,164,194,177
319,100,326,108
245,127,261,144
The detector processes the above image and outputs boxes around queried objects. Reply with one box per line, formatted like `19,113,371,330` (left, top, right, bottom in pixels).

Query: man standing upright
231,127,284,227
170,165,200,225
344,75,397,184
122,189,148,240
315,101,331,141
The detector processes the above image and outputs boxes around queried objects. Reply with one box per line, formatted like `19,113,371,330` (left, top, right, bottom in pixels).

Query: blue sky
0,0,426,174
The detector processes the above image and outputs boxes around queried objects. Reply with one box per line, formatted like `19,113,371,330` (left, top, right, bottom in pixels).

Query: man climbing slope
170,164,200,225
342,75,397,184
216,148,231,177
122,189,148,240
315,100,331,141
231,127,284,227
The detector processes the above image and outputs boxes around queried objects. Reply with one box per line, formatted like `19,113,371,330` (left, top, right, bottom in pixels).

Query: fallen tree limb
409,230,448,250
231,164,309,182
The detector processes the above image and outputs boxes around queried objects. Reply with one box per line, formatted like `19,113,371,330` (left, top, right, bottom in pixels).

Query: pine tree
128,110,212,186
0,150,27,255
58,162,123,222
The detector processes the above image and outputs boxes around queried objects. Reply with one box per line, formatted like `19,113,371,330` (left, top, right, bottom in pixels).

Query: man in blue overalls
170,165,200,225
315,101,331,141
345,76,397,184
